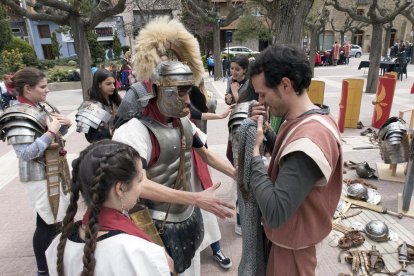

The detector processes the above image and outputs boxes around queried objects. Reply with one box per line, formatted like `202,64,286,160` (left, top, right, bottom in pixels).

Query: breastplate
140,117,194,222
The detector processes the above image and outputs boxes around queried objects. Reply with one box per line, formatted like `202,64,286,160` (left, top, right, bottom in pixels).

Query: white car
221,46,260,56
350,44,362,58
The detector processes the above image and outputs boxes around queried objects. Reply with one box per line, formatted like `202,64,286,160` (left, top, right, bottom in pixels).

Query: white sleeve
112,118,152,163
189,121,207,145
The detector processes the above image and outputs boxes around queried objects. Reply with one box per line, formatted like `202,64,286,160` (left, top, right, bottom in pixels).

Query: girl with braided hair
46,140,172,276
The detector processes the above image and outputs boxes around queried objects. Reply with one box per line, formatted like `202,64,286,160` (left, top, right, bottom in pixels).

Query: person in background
75,69,121,143
91,64,98,75
207,54,215,77
0,67,72,276
332,41,340,66
343,41,351,65
1,73,17,109
249,44,342,275
46,140,173,276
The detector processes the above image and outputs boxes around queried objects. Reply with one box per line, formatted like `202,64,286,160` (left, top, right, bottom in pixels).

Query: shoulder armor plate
0,103,47,144
75,101,112,133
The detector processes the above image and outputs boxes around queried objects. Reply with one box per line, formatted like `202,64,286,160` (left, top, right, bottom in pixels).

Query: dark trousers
33,214,61,273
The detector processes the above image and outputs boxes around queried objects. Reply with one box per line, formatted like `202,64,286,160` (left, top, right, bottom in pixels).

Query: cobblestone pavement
0,57,413,275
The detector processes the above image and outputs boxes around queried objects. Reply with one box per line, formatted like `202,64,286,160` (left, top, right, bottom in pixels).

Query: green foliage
112,31,122,59
1,49,24,72
38,59,56,70
22,53,40,67
234,15,271,43
0,4,12,52
121,45,130,54
55,56,79,66
51,32,61,60
47,68,71,82
201,55,207,68
87,29,105,63
4,37,36,57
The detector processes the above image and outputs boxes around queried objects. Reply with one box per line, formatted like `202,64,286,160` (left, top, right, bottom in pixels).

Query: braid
81,156,109,276
56,145,94,276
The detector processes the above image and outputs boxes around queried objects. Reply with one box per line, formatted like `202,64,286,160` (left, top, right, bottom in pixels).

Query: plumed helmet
346,183,368,200
365,220,389,242
151,61,195,88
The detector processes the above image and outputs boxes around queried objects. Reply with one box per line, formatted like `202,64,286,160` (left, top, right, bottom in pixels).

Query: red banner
371,77,396,128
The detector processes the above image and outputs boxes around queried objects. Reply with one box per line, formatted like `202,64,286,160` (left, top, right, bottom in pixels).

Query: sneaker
235,223,242,235
213,250,233,269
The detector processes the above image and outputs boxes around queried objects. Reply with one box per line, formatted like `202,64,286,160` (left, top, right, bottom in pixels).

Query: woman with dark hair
75,69,121,143
46,140,173,275
224,56,258,236
0,67,72,276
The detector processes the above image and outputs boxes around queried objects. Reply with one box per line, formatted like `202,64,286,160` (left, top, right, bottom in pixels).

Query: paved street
0,55,414,275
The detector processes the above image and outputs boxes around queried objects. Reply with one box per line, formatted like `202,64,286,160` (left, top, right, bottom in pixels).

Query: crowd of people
0,16,343,276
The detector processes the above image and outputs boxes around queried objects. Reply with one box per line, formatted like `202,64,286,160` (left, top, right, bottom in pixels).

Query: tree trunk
213,22,223,80
274,1,313,44
382,27,391,58
70,16,92,100
366,23,383,94
340,31,345,44
309,25,319,77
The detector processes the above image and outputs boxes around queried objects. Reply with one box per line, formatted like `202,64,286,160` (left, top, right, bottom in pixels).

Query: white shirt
46,232,170,276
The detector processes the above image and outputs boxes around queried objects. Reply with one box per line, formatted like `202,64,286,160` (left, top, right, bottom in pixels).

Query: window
38,25,51,38
356,9,365,16
11,28,21,34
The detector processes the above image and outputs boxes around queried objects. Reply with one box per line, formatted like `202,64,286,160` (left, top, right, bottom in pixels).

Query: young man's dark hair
250,44,312,95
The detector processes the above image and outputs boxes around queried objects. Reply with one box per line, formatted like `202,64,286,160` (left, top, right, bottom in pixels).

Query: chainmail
235,118,266,276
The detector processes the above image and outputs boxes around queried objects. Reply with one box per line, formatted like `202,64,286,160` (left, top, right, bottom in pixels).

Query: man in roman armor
112,17,236,274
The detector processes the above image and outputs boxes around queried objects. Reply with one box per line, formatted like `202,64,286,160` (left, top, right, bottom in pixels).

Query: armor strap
158,120,187,234
44,143,71,221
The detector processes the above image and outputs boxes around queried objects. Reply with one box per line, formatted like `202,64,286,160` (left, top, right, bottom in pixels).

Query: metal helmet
346,183,368,200
378,117,409,164
365,220,389,242
355,162,376,179
151,61,194,118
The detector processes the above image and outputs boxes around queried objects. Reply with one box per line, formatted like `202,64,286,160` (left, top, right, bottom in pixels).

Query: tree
400,6,414,64
112,31,122,59
182,0,244,80
330,15,369,45
0,4,12,53
87,29,105,63
326,0,412,94
1,0,127,99
251,0,314,45
51,32,61,60
234,14,271,44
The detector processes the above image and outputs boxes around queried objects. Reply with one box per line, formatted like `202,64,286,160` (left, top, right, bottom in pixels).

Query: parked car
350,44,362,58
221,46,260,56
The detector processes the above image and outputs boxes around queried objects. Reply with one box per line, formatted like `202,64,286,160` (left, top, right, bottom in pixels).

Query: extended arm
140,172,234,219
194,146,236,179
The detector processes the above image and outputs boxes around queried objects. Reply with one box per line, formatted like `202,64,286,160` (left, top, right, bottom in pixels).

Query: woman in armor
75,69,121,143
0,67,72,276
46,140,173,276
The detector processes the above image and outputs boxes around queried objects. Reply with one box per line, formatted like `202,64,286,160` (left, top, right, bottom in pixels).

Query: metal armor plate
378,117,409,164
75,101,112,133
346,183,368,200
140,117,194,223
228,101,252,134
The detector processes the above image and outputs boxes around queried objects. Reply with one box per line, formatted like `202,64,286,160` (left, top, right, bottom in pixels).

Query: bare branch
36,0,75,13
88,0,127,28
1,0,67,24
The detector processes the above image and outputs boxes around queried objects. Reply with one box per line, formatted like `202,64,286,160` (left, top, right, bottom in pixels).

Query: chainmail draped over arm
236,118,266,276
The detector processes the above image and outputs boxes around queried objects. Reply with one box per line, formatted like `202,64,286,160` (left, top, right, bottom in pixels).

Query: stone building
322,0,413,52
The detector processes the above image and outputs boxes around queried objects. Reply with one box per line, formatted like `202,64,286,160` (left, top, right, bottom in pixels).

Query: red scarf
17,96,36,107
82,206,152,242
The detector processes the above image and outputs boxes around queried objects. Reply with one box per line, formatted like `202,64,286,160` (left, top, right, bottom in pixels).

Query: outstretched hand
195,182,234,219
